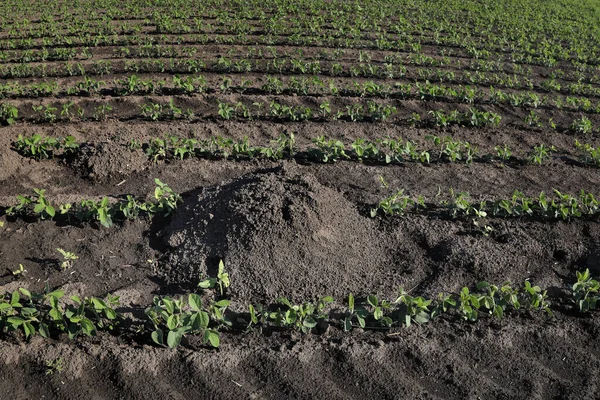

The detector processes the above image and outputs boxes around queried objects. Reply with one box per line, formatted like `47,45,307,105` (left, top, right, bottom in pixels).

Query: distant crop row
2,74,600,115
3,100,599,134
1,0,599,68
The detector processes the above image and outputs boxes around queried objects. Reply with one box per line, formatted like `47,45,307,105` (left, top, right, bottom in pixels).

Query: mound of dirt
160,164,393,303
72,142,147,182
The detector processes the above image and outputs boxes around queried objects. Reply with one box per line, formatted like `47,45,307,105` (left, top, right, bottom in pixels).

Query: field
1,0,600,398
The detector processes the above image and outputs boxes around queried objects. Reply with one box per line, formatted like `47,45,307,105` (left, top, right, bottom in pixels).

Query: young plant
572,269,599,312
0,103,18,125
56,248,78,270
144,294,219,348
13,134,59,160
395,288,432,327
309,136,349,163
198,260,230,296
269,296,333,334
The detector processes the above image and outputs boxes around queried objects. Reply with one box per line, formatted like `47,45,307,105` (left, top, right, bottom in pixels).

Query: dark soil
1,6,600,397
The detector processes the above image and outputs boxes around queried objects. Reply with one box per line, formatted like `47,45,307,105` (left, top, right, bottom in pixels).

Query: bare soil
0,116,599,399
1,4,600,394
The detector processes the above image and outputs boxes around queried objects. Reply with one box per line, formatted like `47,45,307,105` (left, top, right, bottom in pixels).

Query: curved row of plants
1,262,598,349
1,0,599,69
3,99,598,134
12,133,600,168
2,55,599,99
2,73,600,114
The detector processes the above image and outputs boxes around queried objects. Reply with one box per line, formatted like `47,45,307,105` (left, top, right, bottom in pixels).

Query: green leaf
39,323,50,338
214,299,230,307
198,278,215,289
188,294,202,312
10,291,20,306
357,315,366,328
249,304,258,324
104,308,117,320
91,298,106,310
205,330,220,348
367,295,378,307
33,203,45,214
198,311,210,328
48,290,65,299
343,317,352,332
81,319,96,336
151,329,164,345
303,316,317,329
23,322,35,339
167,330,183,348
46,205,56,217
414,311,430,324
348,294,355,313
7,317,25,327
167,315,178,330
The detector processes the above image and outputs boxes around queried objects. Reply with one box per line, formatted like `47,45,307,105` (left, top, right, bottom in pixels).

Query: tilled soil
0,118,599,399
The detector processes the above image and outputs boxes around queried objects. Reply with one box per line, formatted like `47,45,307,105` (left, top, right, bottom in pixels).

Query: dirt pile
161,164,392,302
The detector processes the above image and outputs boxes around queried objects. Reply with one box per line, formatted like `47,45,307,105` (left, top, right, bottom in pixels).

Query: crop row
4,98,599,134
2,262,598,349
2,73,600,116
1,0,599,69
13,133,600,169
373,187,600,222
3,54,600,100
1,179,181,228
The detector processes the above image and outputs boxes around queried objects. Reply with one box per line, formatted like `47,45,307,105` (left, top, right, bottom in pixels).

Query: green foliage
309,135,349,163
0,285,121,341
0,103,18,125
13,134,59,160
4,180,181,226
269,296,333,334
572,269,599,312
198,260,230,296
145,294,220,348
395,289,432,327
56,248,78,270
13,134,78,160
570,116,593,134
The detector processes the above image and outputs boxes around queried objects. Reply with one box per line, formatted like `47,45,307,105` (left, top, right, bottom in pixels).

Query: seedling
0,103,18,125
458,287,481,321
45,358,63,375
395,288,432,327
522,280,552,315
152,178,182,216
198,260,230,296
343,293,368,331
145,294,219,348
13,134,59,160
32,189,55,219
572,269,599,312
269,296,333,334
371,189,416,217
56,248,78,270
365,295,393,327
309,135,349,163
12,264,26,276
